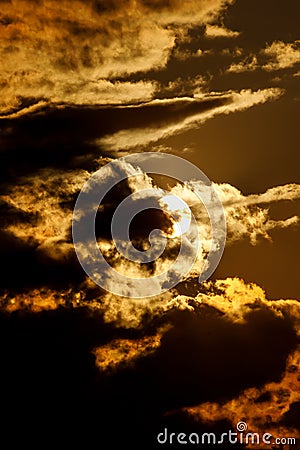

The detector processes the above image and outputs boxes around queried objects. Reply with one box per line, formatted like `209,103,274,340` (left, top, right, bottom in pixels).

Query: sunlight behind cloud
160,194,192,237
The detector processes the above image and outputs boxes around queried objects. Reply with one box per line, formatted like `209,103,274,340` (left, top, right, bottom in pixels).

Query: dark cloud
138,307,297,409
1,0,299,447
281,402,300,431
0,298,297,447
0,306,109,446
0,229,84,291
0,96,229,181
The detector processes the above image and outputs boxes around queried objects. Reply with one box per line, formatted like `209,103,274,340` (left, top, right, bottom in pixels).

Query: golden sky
0,0,299,447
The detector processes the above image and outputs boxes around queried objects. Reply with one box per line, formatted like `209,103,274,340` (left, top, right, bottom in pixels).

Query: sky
0,0,300,448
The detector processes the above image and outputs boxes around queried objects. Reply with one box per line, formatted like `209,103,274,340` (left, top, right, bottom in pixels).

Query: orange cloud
205,24,239,38
98,89,283,151
0,0,234,114
184,348,300,447
93,326,170,373
263,40,300,71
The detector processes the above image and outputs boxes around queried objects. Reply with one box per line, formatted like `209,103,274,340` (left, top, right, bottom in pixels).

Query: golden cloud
205,24,239,38
0,0,234,115
263,40,300,71
93,326,170,373
227,55,258,73
184,348,300,447
2,159,299,297
2,168,90,257
98,88,283,151
226,40,300,74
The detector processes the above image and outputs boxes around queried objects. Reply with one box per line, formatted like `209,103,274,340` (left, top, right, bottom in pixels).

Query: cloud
214,183,300,245
93,326,170,373
226,40,300,74
0,100,49,119
4,88,282,182
0,0,234,115
99,275,300,330
0,263,299,444
0,276,298,447
263,40,300,71
175,278,300,443
93,176,300,302
98,88,283,151
205,24,239,39
185,348,300,445
171,46,213,61
2,156,299,300
156,75,209,98
194,277,300,326
2,168,90,256
227,55,258,73
101,276,300,438
2,274,300,342
0,79,158,119
160,278,300,444
1,287,82,313
1,1,299,444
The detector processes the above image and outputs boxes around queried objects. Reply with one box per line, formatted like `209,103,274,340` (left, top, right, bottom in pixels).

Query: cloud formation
0,274,298,447
173,278,300,445
93,326,169,373
98,88,283,151
215,183,300,244
205,24,239,39
185,348,300,446
1,1,299,446
226,40,300,74
1,158,299,300
2,274,299,446
0,0,235,115
263,40,300,71
227,55,258,73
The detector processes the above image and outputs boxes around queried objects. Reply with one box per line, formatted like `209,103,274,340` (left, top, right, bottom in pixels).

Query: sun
159,194,191,237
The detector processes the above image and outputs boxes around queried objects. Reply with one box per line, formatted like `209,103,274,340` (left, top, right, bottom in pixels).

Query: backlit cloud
227,55,258,73
226,40,300,74
0,0,234,115
2,161,299,299
185,348,300,446
2,273,299,446
1,1,299,446
98,88,283,151
263,40,300,71
205,24,239,39
93,326,170,373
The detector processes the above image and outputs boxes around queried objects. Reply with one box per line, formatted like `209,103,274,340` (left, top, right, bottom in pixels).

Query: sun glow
160,194,192,237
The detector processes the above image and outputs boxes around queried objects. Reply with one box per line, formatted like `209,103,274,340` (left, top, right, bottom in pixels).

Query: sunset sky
0,0,300,448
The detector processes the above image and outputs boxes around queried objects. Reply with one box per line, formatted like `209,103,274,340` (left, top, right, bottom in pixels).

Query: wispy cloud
226,40,300,74
205,24,239,39
227,55,258,73
98,88,283,151
263,40,300,71
2,161,299,299
0,0,234,115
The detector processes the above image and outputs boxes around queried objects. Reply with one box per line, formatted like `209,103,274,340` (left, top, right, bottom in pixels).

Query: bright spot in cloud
160,194,192,237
